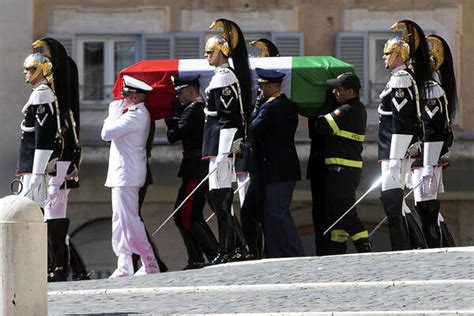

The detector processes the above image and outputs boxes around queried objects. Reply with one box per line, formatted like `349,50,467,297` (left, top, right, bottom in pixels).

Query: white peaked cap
122,75,153,93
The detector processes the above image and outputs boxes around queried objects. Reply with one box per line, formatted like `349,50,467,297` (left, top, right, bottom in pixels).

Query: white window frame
77,35,141,105
368,32,393,105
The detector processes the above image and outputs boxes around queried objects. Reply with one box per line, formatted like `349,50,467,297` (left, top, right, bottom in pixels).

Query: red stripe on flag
112,60,179,121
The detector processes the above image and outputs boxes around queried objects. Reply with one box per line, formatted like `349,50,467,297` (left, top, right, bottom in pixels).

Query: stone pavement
48,247,474,315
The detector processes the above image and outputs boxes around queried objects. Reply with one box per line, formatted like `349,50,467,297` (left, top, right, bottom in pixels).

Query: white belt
378,104,392,116
204,109,217,117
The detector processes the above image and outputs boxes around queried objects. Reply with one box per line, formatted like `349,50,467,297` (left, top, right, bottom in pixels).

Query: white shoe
109,268,131,279
134,264,159,276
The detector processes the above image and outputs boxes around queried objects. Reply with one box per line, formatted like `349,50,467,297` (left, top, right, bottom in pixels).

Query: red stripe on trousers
181,179,198,231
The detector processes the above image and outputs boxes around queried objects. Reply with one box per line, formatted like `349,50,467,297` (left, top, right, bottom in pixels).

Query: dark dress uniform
411,76,456,248
166,95,218,268
314,94,370,254
378,65,426,251
203,64,248,263
306,90,336,256
250,79,304,258
17,82,58,177
239,94,266,259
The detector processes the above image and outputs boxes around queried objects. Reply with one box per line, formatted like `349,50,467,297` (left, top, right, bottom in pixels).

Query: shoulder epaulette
424,80,445,99
128,106,137,112
22,85,56,113
387,70,413,89
206,67,238,91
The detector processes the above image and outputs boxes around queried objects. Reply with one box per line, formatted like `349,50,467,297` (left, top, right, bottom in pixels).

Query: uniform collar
32,79,48,90
215,63,230,73
391,64,407,74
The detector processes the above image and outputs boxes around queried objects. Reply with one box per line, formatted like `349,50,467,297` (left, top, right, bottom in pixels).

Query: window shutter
45,34,76,59
174,33,202,59
143,34,172,60
335,32,368,104
272,32,304,56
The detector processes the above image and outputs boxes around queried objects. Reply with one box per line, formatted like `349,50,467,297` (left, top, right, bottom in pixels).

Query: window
368,33,393,105
77,36,141,104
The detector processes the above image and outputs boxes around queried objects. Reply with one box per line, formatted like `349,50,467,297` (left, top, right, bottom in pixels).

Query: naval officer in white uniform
101,75,159,278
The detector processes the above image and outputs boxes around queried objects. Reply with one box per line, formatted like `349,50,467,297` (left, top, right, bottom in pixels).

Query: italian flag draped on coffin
112,56,355,120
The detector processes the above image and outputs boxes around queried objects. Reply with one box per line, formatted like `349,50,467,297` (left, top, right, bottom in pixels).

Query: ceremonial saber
323,176,383,236
205,176,251,223
368,178,425,238
151,167,217,237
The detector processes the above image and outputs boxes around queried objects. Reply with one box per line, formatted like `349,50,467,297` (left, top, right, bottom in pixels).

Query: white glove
48,185,61,200
28,174,44,190
215,153,228,164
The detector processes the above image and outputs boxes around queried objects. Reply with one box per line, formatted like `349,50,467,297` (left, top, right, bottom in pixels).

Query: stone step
48,247,474,314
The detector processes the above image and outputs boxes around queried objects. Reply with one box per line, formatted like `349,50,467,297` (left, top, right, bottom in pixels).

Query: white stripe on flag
178,57,293,100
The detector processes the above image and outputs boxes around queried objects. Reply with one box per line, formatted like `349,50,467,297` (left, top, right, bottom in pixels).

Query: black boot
177,225,205,269
417,200,442,248
47,218,70,282
190,221,219,262
230,216,253,261
380,189,410,251
206,188,235,264
440,220,456,247
353,238,373,253
69,242,91,280
330,241,347,255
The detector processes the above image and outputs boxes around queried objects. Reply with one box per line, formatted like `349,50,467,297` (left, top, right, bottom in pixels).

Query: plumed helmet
390,19,432,92
23,53,53,84
426,34,457,121
426,35,445,72
250,38,280,57
383,37,410,68
205,35,230,64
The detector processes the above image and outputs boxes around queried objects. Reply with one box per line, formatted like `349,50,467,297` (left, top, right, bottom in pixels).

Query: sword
151,167,217,237
323,176,383,236
368,178,425,237
205,176,250,223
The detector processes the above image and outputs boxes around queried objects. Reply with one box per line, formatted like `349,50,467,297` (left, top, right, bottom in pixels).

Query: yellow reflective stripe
335,130,365,142
324,113,339,133
324,113,365,142
351,230,369,241
325,158,363,168
331,229,349,242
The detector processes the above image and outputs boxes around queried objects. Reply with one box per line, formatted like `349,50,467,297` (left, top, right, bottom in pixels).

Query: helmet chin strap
209,47,220,65
27,67,43,84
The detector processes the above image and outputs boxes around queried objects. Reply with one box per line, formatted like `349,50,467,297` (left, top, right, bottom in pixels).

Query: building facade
1,0,472,274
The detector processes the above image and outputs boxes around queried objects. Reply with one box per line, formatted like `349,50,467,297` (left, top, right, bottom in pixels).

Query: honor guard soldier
101,75,160,278
166,74,218,269
250,68,304,258
379,19,432,250
313,73,371,254
33,37,85,281
411,34,457,247
202,19,253,264
17,53,59,205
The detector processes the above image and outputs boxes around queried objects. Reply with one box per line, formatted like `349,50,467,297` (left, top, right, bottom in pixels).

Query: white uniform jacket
101,100,151,187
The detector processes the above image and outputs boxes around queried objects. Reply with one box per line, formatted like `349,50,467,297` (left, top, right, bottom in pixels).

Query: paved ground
48,247,474,315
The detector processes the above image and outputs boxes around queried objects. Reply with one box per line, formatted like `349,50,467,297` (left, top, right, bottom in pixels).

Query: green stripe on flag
291,56,355,117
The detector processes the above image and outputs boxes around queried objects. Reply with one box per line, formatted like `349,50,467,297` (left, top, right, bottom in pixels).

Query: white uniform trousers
412,166,444,203
208,157,235,190
111,186,158,276
19,174,48,206
44,189,70,220
380,159,412,192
